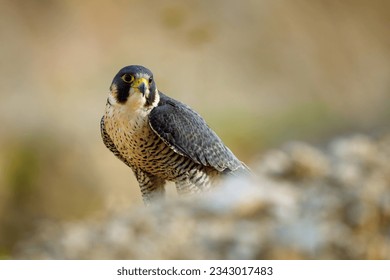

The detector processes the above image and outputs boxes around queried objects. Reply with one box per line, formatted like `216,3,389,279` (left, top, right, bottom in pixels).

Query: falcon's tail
223,162,253,178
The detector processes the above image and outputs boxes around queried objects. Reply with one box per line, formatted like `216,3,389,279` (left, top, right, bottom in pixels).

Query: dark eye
148,76,153,84
121,74,134,83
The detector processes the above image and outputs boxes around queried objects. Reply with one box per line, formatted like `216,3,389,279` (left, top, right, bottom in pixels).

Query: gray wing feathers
149,93,243,173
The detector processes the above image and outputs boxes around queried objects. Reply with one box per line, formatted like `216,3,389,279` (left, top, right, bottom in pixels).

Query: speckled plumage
101,65,248,205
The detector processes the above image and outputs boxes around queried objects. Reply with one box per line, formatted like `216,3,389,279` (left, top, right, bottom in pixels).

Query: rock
14,133,390,259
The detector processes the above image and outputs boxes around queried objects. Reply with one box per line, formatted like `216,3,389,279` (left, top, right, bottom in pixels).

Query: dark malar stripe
145,89,156,107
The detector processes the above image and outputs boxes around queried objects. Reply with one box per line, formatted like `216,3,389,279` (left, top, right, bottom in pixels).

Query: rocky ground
14,133,390,259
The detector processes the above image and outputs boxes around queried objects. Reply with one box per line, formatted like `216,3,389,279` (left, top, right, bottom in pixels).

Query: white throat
105,88,160,124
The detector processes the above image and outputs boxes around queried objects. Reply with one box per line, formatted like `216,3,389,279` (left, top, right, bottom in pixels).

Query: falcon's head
108,65,159,109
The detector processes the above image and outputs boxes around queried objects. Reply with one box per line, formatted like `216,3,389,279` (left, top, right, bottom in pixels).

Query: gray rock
14,133,390,259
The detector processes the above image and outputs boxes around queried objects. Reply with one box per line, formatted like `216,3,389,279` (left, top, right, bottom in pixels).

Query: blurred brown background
0,0,389,259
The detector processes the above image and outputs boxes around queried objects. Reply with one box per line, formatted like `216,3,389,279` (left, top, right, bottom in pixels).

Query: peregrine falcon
101,65,248,205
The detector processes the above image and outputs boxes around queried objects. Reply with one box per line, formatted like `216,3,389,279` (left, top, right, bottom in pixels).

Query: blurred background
0,0,389,259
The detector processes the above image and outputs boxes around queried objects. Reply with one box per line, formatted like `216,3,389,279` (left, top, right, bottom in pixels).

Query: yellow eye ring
121,74,134,83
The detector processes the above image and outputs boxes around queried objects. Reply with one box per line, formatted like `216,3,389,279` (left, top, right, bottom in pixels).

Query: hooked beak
132,77,149,96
